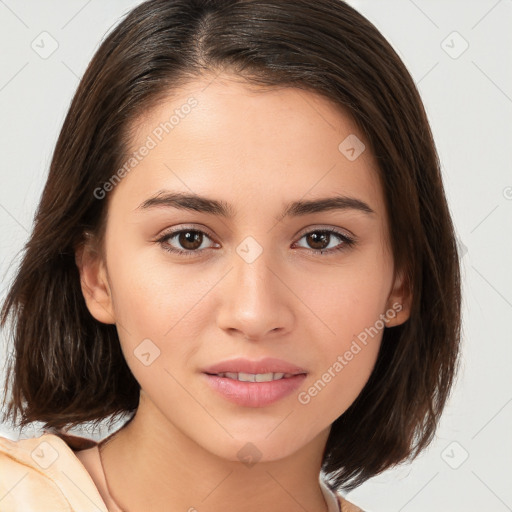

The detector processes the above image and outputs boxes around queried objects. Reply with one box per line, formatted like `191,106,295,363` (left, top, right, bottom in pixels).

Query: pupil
308,232,328,250
180,231,202,250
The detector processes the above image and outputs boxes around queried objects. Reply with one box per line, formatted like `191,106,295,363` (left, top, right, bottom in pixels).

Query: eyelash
156,226,356,258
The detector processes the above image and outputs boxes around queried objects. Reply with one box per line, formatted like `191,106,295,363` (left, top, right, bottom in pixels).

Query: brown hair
1,0,461,491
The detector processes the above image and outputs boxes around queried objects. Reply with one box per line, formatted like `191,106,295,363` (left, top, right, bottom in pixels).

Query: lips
202,357,308,376
203,373,307,407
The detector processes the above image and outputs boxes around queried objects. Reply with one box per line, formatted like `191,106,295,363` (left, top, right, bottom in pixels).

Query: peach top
0,432,363,511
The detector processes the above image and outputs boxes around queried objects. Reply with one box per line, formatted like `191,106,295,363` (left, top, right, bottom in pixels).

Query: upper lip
202,357,308,375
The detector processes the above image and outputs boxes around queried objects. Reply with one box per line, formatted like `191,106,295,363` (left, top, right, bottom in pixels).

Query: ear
384,268,412,328
75,233,116,324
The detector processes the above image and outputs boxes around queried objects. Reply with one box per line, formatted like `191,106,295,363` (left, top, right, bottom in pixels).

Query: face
78,73,410,462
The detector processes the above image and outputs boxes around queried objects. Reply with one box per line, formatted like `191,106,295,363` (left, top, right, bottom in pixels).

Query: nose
216,244,295,342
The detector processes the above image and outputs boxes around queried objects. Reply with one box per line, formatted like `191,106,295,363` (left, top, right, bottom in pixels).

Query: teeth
217,372,291,382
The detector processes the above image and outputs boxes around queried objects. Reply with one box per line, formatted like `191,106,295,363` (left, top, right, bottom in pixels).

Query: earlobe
384,269,412,328
75,237,116,325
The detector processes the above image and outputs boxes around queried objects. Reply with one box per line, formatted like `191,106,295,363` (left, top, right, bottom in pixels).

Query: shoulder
334,491,366,512
0,432,108,512
321,478,364,512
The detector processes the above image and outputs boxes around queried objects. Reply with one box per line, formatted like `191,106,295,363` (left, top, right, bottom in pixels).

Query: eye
156,226,356,258
293,228,355,255
157,227,218,257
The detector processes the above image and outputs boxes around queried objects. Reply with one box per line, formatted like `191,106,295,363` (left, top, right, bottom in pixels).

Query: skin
76,73,411,512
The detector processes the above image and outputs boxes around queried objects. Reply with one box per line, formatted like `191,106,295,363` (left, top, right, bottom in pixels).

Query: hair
1,0,461,492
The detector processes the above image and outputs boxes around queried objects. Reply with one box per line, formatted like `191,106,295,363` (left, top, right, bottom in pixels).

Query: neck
99,392,331,512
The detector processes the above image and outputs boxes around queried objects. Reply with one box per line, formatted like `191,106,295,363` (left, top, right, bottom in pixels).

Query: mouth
204,371,305,382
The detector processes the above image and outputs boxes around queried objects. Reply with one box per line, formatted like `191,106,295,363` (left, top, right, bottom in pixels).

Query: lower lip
202,373,307,407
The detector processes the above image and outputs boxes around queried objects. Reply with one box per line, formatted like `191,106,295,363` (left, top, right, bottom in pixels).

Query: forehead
112,74,385,219
130,74,366,157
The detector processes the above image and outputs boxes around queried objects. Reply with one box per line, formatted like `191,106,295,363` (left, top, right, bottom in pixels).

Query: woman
0,0,461,510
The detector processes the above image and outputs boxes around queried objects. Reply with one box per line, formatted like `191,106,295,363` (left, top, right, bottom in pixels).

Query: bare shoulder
338,494,365,512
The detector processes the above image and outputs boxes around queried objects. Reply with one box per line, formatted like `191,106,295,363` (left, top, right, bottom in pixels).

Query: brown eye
294,228,355,255
157,226,355,258
157,228,217,257
177,230,204,251
305,232,330,250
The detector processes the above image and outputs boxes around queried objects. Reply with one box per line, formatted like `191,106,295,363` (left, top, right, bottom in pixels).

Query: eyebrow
136,190,375,218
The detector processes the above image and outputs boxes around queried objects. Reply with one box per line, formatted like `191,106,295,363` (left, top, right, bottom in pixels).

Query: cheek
316,294,384,402
304,252,391,340
106,240,201,333
297,257,390,415
105,244,215,377
299,285,385,425
298,332,382,433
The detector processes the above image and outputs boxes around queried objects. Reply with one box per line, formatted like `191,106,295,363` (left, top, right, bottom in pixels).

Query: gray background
1,1,511,511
